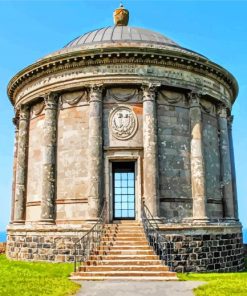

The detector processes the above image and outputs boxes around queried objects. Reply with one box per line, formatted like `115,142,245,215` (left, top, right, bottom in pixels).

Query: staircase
71,221,177,280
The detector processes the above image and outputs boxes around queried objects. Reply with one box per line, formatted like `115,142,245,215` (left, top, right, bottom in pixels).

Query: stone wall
56,93,89,222
7,230,88,262
26,102,45,222
7,226,244,273
202,111,223,219
157,91,192,221
160,229,245,272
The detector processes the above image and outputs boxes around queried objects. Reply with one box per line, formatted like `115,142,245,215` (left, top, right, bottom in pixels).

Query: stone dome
64,26,179,48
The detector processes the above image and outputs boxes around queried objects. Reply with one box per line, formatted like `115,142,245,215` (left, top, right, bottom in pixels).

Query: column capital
142,83,160,102
43,92,59,110
188,91,202,107
89,84,104,102
17,104,30,121
12,112,20,128
217,104,228,118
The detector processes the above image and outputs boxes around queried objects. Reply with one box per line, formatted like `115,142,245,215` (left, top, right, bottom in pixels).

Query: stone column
87,85,103,219
40,93,59,223
218,105,235,220
228,116,239,220
189,92,208,222
10,114,19,223
142,84,159,217
14,105,30,223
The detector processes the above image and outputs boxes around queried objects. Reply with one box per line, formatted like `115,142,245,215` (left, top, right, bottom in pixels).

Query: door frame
104,153,142,222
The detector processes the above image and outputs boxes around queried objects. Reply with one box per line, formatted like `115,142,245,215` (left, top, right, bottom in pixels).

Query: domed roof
64,26,179,49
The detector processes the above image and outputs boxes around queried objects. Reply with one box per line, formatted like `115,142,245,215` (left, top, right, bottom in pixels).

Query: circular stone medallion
109,106,138,140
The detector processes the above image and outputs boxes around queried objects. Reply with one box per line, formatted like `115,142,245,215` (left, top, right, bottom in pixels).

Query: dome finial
113,3,129,26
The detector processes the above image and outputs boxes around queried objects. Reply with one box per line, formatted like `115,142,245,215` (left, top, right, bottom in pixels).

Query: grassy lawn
0,255,80,296
178,259,247,296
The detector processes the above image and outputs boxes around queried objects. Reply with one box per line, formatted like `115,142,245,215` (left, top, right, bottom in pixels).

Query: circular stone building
7,6,244,272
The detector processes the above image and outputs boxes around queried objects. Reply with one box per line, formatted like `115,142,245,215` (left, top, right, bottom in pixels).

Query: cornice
7,47,238,105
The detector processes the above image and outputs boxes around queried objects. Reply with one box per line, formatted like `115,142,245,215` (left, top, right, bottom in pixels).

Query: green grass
178,259,247,296
0,255,80,296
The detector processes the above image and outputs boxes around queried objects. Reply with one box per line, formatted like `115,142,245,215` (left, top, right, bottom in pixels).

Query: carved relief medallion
109,106,138,140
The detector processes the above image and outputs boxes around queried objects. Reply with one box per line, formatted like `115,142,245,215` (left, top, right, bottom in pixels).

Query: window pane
115,195,121,202
129,203,135,210
128,179,134,187
128,195,134,202
128,188,134,194
115,173,121,180
115,180,121,188
128,173,134,180
122,203,128,210
122,195,128,202
122,180,127,187
128,210,135,217
122,173,128,180
122,210,128,217
122,188,127,194
115,188,121,195
115,203,121,209
115,210,121,217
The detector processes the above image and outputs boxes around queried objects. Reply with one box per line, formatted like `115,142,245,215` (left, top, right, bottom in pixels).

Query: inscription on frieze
16,64,231,105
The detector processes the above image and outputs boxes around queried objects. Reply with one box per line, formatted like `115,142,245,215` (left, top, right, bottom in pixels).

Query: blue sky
0,0,246,231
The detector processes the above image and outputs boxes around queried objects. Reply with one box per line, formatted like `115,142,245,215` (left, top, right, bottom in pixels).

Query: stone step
79,265,170,272
102,236,146,241
97,245,152,251
93,249,155,255
71,275,178,281
105,225,143,230
85,260,163,266
112,221,141,224
101,240,149,246
72,271,177,277
73,221,176,281
104,230,144,234
103,234,147,238
89,254,159,260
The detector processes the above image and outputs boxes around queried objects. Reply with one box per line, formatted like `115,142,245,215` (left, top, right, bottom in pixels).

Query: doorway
112,162,135,220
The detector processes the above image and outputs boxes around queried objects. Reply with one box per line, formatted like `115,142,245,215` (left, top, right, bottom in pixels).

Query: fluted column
40,93,59,223
14,105,30,223
218,105,235,220
228,116,238,220
189,92,208,222
142,84,159,217
10,114,20,223
87,85,103,219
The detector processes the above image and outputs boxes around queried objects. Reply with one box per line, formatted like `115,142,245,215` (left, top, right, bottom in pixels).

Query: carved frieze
200,99,216,115
14,64,232,110
108,88,137,102
159,90,184,104
109,106,138,140
61,90,87,107
31,100,45,116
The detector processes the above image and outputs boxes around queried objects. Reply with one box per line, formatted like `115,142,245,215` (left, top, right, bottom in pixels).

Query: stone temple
7,5,244,274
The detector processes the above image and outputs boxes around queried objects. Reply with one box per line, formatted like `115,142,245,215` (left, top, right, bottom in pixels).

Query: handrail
141,200,174,271
73,201,107,272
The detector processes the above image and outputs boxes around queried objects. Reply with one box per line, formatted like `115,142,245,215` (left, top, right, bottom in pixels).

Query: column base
193,218,210,224
12,220,25,224
224,217,237,223
38,219,55,225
